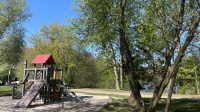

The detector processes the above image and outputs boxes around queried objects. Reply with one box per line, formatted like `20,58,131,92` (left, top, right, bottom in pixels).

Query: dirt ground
1,88,200,112
73,88,200,100
0,93,112,112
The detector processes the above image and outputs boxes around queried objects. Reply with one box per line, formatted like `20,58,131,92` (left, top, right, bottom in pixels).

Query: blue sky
24,0,77,37
23,0,97,55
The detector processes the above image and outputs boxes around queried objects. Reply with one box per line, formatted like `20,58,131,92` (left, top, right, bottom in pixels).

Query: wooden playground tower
14,54,66,108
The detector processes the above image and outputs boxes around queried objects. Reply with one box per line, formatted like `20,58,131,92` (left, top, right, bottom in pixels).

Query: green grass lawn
99,98,200,112
0,86,12,96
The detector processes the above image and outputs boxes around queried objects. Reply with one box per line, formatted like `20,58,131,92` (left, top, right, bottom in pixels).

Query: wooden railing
12,68,49,99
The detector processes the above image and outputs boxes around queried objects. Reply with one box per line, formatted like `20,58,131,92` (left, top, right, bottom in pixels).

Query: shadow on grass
169,99,200,112
99,98,200,112
99,99,139,112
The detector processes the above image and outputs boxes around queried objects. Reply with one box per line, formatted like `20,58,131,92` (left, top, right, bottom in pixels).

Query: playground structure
11,54,80,108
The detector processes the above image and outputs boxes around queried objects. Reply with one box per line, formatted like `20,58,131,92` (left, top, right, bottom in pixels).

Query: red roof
31,54,55,65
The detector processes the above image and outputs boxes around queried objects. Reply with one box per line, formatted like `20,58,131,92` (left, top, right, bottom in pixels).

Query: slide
15,81,45,108
60,80,82,101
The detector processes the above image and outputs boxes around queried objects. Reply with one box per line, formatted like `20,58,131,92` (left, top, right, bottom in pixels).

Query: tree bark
128,91,137,106
119,0,146,111
110,42,120,90
113,59,120,90
165,66,178,112
119,53,124,89
195,71,200,95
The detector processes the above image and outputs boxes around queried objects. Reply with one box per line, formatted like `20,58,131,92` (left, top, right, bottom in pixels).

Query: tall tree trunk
195,71,200,95
120,26,146,111
119,0,146,111
113,59,120,90
110,42,120,90
119,54,124,89
165,66,178,112
119,23,125,90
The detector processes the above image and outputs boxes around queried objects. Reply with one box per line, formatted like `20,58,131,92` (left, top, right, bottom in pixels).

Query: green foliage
73,0,141,50
96,57,115,88
30,23,79,69
0,27,25,66
15,47,34,80
73,0,153,90
74,0,200,111
20,22,112,88
177,56,200,95
0,0,31,39
0,0,31,83
0,64,10,82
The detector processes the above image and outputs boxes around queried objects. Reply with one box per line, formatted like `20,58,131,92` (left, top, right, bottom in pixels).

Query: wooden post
59,96,67,108
60,69,63,80
12,84,15,99
22,60,27,96
60,69,63,97
47,84,49,102
44,82,49,103
50,65,54,80
45,68,48,103
34,64,36,80
46,68,48,83
53,70,55,79
42,63,46,79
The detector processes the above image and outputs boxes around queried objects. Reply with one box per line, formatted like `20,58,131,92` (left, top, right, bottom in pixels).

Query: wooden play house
14,54,65,108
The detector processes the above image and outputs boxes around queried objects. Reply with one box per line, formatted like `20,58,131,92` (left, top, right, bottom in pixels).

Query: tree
73,0,147,110
0,0,31,82
0,0,31,39
73,0,142,90
0,26,25,65
28,23,105,87
144,0,200,111
29,23,80,82
74,0,200,111
177,56,200,95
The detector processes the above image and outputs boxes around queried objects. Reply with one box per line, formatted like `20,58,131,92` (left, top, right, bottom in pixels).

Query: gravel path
73,88,200,100
0,93,112,112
